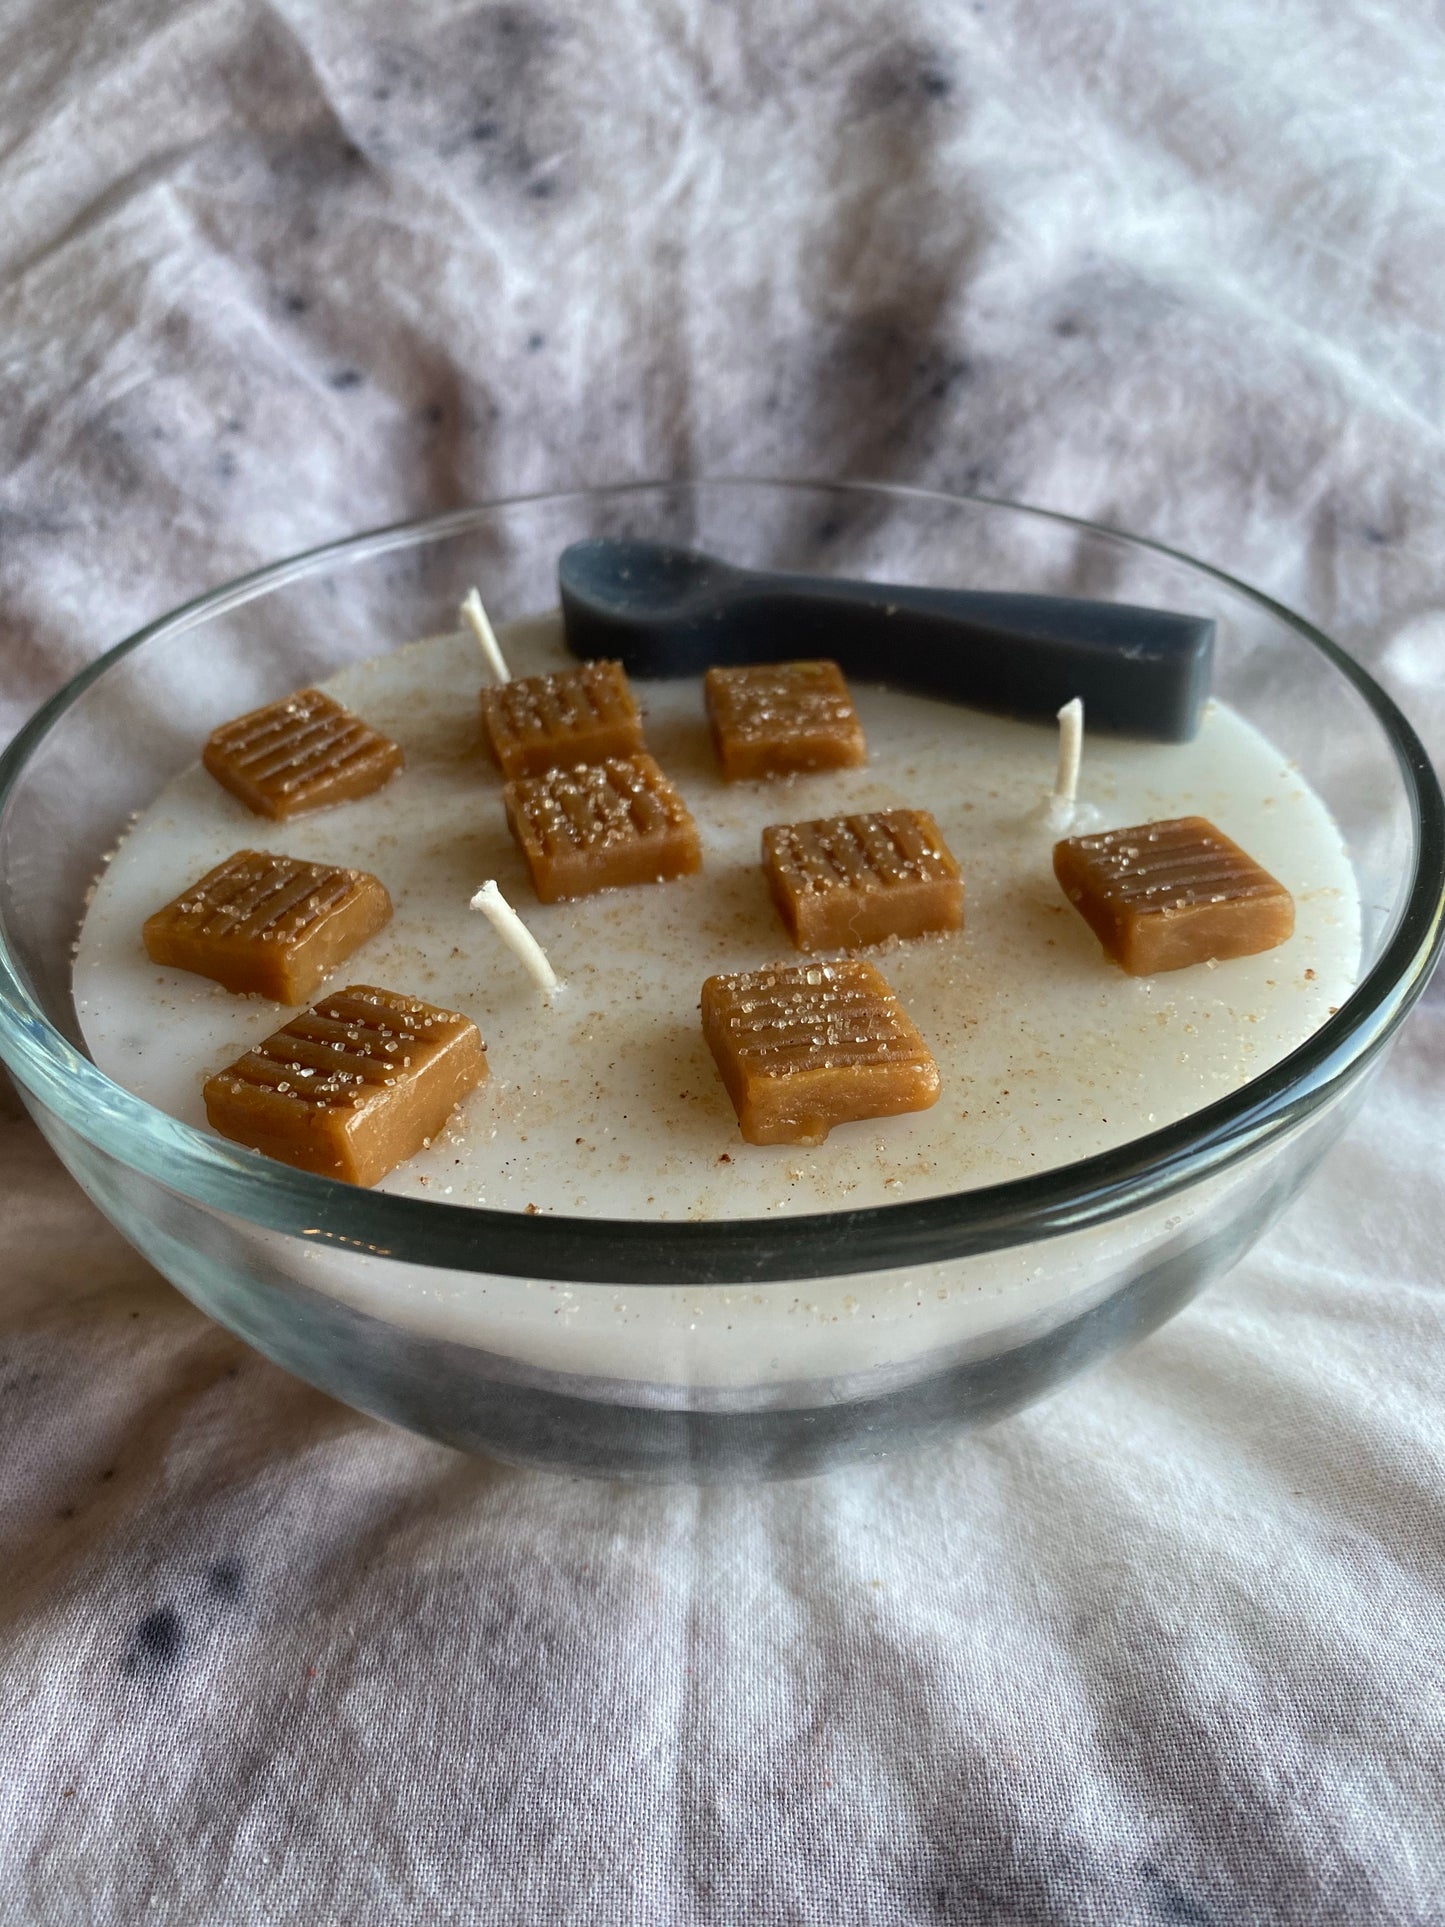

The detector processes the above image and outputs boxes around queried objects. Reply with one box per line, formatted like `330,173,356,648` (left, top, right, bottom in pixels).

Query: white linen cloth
2,1,1444,1918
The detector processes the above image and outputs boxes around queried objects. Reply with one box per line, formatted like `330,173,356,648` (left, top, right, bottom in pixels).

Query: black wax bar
558,538,1214,742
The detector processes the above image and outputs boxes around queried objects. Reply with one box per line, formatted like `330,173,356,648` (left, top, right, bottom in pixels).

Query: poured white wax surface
73,616,1361,1389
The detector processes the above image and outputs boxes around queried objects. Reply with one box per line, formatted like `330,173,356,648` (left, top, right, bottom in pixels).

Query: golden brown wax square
704,661,867,780
504,753,702,903
142,850,393,1003
762,808,964,951
701,959,940,1146
203,984,486,1186
203,688,403,819
1053,815,1295,976
480,660,645,778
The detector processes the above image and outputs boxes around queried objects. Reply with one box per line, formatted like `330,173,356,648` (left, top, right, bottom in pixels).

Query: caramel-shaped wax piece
143,850,392,1003
504,753,702,903
203,688,403,819
480,660,645,778
1054,815,1295,976
704,660,867,781
203,985,486,1185
762,808,964,951
701,959,940,1146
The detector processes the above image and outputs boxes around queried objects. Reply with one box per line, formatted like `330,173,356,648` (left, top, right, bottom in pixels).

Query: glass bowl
1,482,1440,1481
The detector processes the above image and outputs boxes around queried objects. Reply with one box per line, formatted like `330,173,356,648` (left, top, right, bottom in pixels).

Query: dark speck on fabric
329,369,363,390
361,11,570,200
123,1607,184,1676
208,1558,245,1601
953,461,996,493
926,357,972,400
854,43,958,114
283,292,308,314
1140,1863,1222,1927
527,332,545,351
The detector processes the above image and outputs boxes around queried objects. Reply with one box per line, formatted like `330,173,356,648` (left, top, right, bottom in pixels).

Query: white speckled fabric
2,2,1444,1920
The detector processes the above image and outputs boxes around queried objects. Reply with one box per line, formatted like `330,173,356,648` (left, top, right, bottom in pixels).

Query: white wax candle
70,614,1360,1387
75,612,1359,1216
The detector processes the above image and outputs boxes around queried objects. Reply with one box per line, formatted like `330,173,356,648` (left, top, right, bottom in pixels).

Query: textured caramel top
508,754,694,857
481,661,636,743
705,661,857,743
205,688,398,811
704,960,933,1079
155,850,367,945
211,986,474,1113
764,809,960,897
1061,816,1285,913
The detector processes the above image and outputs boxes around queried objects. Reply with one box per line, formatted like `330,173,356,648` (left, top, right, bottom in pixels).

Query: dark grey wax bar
558,538,1214,742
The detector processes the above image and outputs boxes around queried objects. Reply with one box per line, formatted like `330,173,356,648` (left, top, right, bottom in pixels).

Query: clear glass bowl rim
0,478,1441,1286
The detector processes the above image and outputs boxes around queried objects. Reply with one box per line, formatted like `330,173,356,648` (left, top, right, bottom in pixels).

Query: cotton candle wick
470,880,559,996
1047,698,1084,833
1054,697,1084,805
460,588,512,684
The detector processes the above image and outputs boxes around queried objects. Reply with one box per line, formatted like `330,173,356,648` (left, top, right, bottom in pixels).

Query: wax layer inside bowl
74,615,1360,1226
